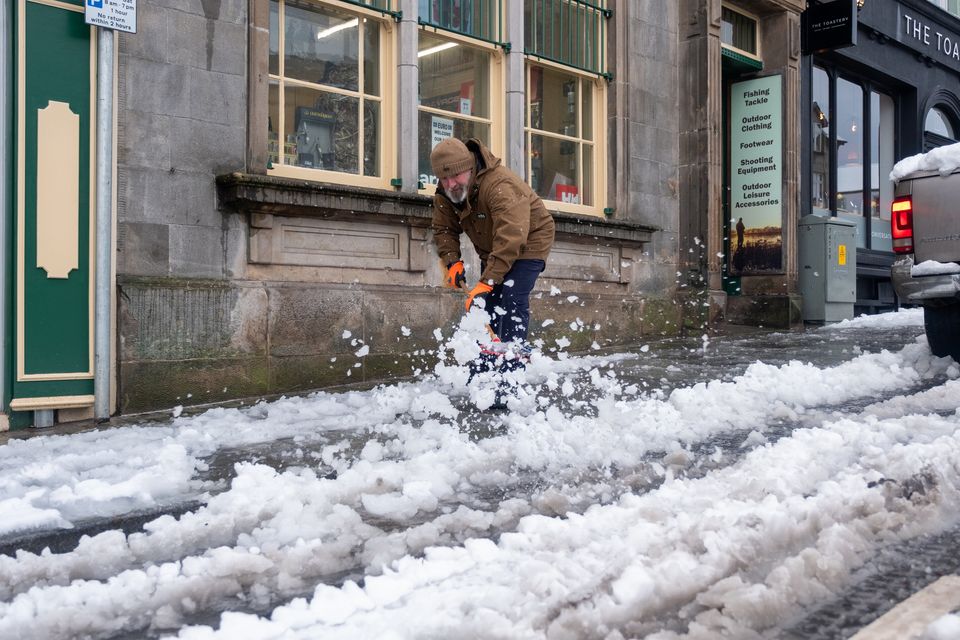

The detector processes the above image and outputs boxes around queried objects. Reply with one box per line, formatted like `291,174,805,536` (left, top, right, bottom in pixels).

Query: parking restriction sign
84,0,137,33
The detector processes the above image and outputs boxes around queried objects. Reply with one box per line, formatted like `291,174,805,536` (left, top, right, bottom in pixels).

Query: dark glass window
872,92,894,251
925,107,955,138
836,77,864,243
808,66,896,252
811,66,830,215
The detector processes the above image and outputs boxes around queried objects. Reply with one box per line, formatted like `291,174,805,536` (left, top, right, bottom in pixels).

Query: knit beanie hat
431,138,474,179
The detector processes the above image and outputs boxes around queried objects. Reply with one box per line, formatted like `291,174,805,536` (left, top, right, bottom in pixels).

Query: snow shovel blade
476,339,531,366
479,340,509,356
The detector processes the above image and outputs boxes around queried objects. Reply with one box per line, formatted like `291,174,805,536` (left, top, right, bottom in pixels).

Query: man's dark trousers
483,259,545,343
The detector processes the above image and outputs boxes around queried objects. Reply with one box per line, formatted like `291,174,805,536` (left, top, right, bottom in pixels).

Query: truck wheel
924,302,960,360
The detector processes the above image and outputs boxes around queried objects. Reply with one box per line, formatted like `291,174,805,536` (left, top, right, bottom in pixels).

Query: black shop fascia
801,0,960,313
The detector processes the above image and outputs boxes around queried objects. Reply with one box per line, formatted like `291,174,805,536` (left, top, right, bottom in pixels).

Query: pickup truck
890,143,960,361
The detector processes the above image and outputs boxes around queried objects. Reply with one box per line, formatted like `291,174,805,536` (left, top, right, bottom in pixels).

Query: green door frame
8,0,95,428
2,0,12,427
721,50,763,296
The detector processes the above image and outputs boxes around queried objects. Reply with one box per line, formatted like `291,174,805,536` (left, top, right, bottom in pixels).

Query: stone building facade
3,0,850,426
113,0,689,414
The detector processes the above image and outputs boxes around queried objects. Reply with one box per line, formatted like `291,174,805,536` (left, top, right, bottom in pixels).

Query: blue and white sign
85,0,137,34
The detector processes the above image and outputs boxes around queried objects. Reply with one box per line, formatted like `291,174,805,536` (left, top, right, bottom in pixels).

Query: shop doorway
721,51,764,296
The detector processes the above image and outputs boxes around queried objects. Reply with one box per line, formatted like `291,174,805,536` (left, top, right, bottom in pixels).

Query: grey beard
449,188,468,204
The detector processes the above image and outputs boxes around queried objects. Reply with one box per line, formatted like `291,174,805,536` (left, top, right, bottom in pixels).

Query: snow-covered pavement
0,309,958,639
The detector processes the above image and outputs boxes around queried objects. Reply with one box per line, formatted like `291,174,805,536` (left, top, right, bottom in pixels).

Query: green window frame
339,0,400,16
523,0,611,79
417,0,506,48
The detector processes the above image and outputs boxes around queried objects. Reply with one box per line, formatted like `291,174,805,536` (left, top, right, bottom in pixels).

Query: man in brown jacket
431,137,555,345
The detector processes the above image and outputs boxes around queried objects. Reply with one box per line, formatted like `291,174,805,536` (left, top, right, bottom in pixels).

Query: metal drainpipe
94,27,113,422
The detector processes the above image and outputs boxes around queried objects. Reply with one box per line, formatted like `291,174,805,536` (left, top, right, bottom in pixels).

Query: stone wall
117,275,698,413
112,2,700,414
611,1,683,302
117,0,247,280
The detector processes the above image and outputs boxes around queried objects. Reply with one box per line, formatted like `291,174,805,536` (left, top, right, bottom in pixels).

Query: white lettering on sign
85,0,137,34
903,13,960,63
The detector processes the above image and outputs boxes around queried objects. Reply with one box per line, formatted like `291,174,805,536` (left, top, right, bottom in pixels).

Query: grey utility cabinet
798,214,856,323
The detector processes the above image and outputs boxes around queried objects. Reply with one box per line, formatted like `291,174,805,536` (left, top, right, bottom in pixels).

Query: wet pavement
783,524,960,639
1,318,957,639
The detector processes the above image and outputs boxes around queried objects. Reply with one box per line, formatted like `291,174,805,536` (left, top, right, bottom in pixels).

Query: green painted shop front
5,0,97,429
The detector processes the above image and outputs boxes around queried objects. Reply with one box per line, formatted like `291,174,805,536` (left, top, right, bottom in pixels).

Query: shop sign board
899,10,960,66
802,0,858,55
84,0,137,34
730,74,783,275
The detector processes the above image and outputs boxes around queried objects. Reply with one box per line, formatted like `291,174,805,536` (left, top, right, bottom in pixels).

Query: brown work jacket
432,139,555,285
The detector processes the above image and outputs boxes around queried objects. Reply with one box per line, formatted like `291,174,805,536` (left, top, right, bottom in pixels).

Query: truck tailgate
910,170,960,264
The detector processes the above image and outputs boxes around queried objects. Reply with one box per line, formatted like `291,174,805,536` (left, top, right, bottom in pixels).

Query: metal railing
338,0,401,19
524,0,611,79
418,0,507,50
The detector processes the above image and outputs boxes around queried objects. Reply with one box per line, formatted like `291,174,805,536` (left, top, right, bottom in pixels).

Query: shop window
811,66,831,215
525,63,599,209
523,0,607,213
417,30,498,188
871,92,895,252
836,77,864,246
721,5,758,58
808,65,896,252
268,0,391,186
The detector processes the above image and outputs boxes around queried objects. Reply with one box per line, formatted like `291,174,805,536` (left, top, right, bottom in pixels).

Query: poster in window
460,82,474,115
729,74,783,275
549,173,575,203
294,107,336,169
556,184,579,204
431,115,454,149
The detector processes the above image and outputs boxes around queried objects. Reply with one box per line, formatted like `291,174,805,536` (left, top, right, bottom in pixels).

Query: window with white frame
268,0,391,185
524,0,607,212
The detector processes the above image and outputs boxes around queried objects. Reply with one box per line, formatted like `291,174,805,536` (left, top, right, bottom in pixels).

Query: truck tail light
891,196,914,254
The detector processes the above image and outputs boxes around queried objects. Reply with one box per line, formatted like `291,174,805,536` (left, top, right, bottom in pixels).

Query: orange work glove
465,281,494,312
444,261,466,289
